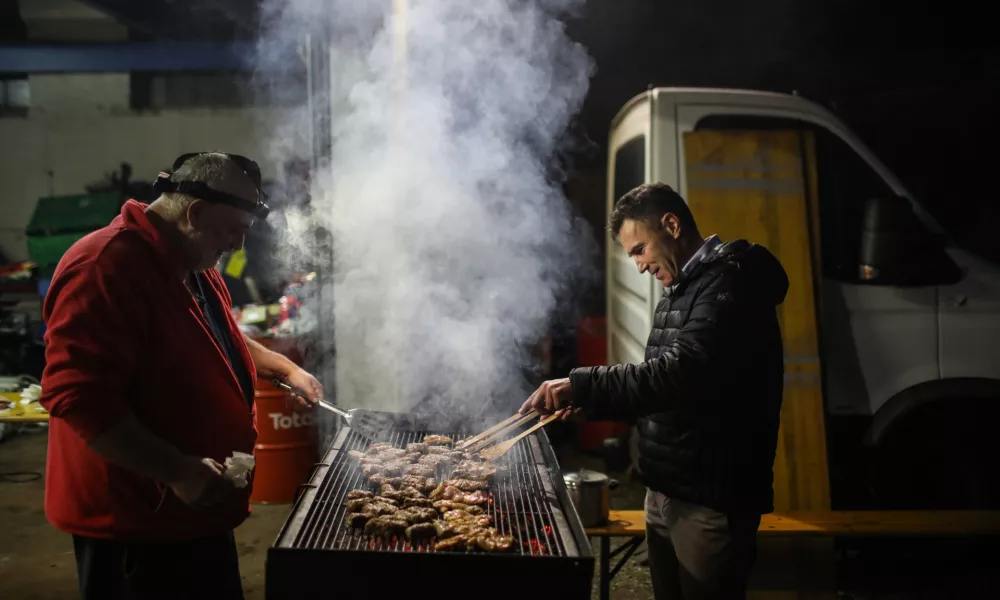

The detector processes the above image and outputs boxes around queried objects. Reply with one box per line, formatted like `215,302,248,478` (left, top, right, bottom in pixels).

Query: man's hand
243,336,323,407
520,378,578,421
165,456,233,510
281,367,324,407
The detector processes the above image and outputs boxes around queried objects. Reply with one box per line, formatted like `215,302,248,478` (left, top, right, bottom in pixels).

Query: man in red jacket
39,152,325,600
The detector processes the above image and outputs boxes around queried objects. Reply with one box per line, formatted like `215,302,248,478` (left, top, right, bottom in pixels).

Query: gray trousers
645,490,761,600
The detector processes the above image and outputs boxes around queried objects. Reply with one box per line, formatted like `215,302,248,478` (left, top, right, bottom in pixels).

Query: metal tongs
270,379,391,442
457,408,565,461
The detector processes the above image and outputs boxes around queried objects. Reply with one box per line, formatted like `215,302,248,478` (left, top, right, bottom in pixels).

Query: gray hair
160,152,249,214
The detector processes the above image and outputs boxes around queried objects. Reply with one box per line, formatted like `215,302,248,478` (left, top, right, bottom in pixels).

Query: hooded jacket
39,200,258,541
570,239,789,514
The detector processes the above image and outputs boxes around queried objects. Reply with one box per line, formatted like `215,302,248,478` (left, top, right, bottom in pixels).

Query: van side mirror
858,196,961,286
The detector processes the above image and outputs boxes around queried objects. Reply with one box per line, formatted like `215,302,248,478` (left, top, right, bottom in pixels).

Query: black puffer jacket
570,239,788,514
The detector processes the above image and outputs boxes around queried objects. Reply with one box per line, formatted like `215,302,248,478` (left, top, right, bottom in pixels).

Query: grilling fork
270,379,391,441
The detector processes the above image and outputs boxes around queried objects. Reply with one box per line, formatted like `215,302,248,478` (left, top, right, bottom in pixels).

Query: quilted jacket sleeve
569,267,745,421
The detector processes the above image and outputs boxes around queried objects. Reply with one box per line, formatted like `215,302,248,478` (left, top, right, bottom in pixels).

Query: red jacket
39,199,258,541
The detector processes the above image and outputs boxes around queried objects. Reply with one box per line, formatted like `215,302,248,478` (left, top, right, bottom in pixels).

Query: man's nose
635,258,647,273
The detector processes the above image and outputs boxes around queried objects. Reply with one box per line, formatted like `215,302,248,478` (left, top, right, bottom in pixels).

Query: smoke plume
253,0,596,425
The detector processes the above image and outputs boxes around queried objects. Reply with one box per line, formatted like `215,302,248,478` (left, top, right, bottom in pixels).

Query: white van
605,87,1000,511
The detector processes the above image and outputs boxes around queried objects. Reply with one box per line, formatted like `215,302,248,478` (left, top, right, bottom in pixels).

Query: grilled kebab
341,437,516,552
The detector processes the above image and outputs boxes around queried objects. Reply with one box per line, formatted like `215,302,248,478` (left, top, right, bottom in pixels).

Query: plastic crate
25,192,120,236
26,232,88,270
25,192,120,269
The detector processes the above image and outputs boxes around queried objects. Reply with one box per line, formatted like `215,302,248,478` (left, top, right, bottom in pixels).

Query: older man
522,183,788,599
40,152,324,600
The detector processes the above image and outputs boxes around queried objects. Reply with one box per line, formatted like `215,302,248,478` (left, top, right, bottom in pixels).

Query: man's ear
185,199,207,229
660,212,682,239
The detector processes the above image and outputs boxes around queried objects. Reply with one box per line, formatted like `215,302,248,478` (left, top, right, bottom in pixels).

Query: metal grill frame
266,410,594,600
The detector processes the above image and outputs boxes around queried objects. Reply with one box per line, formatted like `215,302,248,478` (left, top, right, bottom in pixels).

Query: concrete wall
18,0,127,42
0,104,277,262
0,1,292,262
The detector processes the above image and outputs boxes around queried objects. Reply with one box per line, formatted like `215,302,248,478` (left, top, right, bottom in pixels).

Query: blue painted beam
0,43,302,74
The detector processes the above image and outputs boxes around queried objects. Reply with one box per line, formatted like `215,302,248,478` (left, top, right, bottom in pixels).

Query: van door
674,105,945,508
675,106,940,419
605,99,653,368
678,124,831,511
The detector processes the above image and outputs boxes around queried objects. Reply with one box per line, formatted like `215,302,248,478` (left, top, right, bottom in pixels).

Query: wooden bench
585,509,1000,600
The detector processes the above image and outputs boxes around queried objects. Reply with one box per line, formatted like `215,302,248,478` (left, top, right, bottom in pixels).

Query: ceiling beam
74,0,260,38
0,41,302,73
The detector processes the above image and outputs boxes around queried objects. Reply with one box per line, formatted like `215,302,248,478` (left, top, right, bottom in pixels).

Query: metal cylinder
250,378,320,504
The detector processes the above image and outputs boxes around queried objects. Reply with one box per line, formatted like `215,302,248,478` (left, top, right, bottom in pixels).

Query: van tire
867,395,1000,510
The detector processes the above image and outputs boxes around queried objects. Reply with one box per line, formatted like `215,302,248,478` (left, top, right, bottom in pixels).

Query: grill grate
290,426,569,557
267,410,594,600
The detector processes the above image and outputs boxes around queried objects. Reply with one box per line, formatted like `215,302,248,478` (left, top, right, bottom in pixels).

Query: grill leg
600,536,610,600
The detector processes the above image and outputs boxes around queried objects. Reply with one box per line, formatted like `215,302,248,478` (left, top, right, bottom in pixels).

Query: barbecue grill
266,410,595,600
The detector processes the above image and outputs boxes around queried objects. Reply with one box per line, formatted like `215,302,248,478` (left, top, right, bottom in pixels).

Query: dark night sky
1,0,995,262
562,0,999,265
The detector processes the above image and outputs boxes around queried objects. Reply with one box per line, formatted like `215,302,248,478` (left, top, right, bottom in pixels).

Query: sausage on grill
423,435,453,445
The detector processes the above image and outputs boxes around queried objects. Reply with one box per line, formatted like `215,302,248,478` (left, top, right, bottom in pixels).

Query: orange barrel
250,378,320,504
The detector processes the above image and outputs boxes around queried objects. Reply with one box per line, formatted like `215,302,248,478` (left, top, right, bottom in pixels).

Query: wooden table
0,393,49,424
585,511,645,600
585,509,1000,600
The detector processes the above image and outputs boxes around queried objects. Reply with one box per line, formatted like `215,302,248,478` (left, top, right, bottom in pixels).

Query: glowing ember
526,539,547,556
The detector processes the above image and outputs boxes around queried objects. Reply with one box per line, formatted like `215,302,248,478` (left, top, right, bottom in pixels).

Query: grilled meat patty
432,484,488,505
423,435,453,445
433,500,485,515
405,522,437,542
361,501,399,517
407,464,436,478
447,478,489,492
396,507,438,525
364,515,409,539
403,497,434,508
345,498,371,512
346,436,513,548
345,512,370,528
400,475,437,493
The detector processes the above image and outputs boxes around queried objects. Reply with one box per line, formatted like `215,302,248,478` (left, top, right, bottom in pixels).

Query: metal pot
563,469,619,527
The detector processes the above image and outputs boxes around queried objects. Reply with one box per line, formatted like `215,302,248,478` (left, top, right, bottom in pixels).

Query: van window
695,116,897,281
613,136,646,204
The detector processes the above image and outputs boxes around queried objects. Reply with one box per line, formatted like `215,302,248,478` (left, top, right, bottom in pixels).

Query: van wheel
868,397,1000,510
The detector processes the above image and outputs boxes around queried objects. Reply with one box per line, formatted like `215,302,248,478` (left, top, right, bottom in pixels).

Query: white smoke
253,0,596,423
